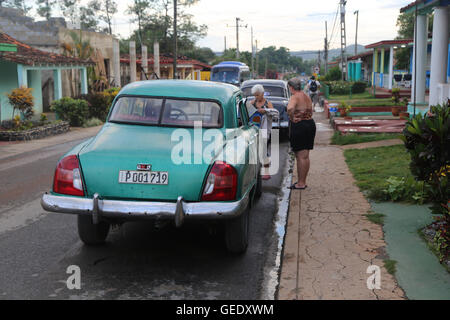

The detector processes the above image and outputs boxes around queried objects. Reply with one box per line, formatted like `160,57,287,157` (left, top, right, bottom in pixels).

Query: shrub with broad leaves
51,97,89,127
7,86,34,120
402,103,449,220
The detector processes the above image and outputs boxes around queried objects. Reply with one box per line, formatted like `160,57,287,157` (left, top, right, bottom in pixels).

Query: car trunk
267,97,289,122
78,123,218,202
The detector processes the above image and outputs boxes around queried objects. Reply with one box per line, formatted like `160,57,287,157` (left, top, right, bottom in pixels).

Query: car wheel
77,215,110,246
225,205,250,254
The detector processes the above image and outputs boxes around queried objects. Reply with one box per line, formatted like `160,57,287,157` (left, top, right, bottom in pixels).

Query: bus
211,61,251,87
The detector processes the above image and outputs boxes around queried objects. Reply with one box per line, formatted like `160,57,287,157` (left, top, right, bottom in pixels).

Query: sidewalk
278,112,405,300
0,126,102,161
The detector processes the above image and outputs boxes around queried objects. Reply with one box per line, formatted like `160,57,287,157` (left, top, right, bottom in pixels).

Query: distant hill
290,44,367,61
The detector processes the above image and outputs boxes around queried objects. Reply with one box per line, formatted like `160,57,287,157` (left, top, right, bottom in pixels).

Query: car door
236,95,259,193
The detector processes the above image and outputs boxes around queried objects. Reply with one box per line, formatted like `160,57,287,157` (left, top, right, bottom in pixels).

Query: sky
52,0,414,52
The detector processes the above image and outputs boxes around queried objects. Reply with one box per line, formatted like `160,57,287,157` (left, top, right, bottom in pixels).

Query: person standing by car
307,76,321,108
287,78,316,190
247,85,275,181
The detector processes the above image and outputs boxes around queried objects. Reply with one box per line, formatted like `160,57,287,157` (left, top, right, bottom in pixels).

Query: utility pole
318,50,321,74
354,10,359,56
224,36,227,52
255,40,259,78
340,0,347,81
324,21,329,75
251,26,255,78
173,0,178,79
231,17,247,60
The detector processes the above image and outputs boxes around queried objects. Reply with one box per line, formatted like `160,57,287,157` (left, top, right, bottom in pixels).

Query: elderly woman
287,78,316,190
247,85,275,180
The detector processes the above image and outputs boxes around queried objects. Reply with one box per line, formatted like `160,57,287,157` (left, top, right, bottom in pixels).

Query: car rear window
109,97,163,124
242,86,286,98
109,96,222,128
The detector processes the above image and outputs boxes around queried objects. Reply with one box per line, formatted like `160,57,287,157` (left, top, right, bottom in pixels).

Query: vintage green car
41,80,262,253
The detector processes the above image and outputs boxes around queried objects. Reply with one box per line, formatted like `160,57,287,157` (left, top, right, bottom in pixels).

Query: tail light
202,161,238,202
53,155,85,196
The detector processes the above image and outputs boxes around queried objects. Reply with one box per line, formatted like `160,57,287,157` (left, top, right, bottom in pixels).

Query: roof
121,54,211,70
241,79,287,88
365,40,413,49
0,32,93,67
400,0,448,13
118,80,240,105
348,51,373,61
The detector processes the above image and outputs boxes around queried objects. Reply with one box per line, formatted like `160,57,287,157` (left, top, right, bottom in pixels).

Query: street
0,135,289,300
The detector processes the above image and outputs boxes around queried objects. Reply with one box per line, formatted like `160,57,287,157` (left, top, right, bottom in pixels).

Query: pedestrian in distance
306,76,321,108
287,78,317,190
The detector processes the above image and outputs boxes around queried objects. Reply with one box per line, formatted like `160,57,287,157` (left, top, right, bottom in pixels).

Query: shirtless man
287,78,317,190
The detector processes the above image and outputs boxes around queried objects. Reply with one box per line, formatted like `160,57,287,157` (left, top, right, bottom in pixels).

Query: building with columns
401,0,449,113
0,32,93,122
366,40,412,90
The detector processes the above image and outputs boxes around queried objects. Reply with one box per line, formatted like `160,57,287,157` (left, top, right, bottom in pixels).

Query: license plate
119,171,169,185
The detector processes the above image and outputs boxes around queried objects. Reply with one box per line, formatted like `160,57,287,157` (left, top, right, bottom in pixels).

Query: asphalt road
0,135,289,300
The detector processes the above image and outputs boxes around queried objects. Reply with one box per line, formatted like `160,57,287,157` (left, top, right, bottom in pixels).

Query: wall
0,7,64,52
0,61,18,122
58,28,116,87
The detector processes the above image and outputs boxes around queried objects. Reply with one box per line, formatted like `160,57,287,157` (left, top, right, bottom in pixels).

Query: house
365,40,412,90
401,0,450,111
0,32,93,122
0,7,120,107
120,54,211,85
327,51,374,83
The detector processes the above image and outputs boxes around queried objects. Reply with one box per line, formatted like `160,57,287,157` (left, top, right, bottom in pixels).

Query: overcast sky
84,0,412,52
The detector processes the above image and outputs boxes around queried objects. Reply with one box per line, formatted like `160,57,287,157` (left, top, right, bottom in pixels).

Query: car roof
118,80,241,105
241,79,287,88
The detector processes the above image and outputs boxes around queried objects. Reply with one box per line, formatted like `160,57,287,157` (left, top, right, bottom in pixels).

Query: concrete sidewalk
278,113,405,300
0,126,102,161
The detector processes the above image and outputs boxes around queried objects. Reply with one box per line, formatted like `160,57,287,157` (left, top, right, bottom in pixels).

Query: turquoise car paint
52,80,259,204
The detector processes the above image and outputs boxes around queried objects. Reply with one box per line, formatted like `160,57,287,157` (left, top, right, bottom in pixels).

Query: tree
36,0,57,20
127,0,152,46
395,12,434,71
0,0,11,7
11,0,32,12
97,0,118,35
60,0,80,26
80,2,100,31
183,47,216,64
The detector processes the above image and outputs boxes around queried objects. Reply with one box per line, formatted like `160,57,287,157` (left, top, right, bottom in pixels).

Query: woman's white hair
251,84,265,95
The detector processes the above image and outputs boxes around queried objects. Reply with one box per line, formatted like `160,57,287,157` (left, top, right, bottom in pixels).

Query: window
241,86,286,98
162,99,222,128
109,97,163,124
109,96,222,128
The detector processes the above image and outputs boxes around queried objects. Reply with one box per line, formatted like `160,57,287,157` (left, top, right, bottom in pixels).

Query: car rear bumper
272,121,289,129
41,191,250,227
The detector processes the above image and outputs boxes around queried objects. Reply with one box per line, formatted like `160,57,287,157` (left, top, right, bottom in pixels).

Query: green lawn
331,132,402,146
344,145,413,200
329,92,376,101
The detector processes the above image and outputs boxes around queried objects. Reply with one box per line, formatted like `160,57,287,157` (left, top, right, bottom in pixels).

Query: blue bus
211,61,251,87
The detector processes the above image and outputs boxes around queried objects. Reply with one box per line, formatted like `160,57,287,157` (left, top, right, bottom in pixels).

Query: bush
352,81,368,94
324,81,368,95
324,66,342,81
83,118,104,128
402,103,449,219
7,86,34,120
51,97,89,127
80,87,120,121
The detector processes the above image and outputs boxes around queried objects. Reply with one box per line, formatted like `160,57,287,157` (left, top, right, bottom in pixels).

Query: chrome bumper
272,121,289,129
41,192,250,227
